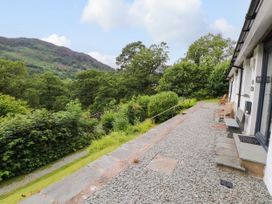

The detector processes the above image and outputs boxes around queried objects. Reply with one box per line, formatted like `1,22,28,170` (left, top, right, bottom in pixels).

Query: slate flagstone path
21,102,272,204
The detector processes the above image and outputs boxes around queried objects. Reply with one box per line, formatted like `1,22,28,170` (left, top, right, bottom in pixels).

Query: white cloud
88,51,117,68
81,0,129,30
42,34,71,47
210,18,238,39
81,0,206,44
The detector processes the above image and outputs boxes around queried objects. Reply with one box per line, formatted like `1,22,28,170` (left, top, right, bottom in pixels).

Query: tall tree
123,42,169,95
186,33,235,65
157,61,202,97
74,70,103,108
0,59,28,98
116,41,146,70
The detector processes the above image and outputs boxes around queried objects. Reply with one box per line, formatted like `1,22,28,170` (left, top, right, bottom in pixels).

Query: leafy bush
101,110,116,134
119,100,142,125
148,91,179,123
179,98,197,109
113,113,129,131
135,95,150,121
0,100,96,181
0,94,29,117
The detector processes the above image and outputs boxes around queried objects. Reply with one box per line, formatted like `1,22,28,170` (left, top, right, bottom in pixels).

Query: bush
0,100,96,181
179,98,197,109
0,94,29,117
148,91,179,123
113,113,129,131
119,100,142,125
136,95,150,121
101,110,116,134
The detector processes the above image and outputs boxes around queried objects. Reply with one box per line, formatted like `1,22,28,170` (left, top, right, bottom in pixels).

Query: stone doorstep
233,134,267,177
233,134,267,164
215,137,246,172
215,155,246,172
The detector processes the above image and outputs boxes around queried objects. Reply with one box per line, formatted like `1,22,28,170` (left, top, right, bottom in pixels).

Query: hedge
148,91,179,122
0,101,96,181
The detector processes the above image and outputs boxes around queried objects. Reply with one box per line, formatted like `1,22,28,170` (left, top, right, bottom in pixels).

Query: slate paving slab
146,154,177,175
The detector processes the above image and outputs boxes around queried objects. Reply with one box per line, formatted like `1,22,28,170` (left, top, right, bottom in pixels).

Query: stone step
233,134,267,177
215,137,246,172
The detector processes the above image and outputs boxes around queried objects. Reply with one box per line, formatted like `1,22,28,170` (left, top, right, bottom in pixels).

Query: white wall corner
264,132,272,195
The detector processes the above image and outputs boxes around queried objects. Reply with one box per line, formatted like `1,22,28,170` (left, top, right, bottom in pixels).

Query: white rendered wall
247,45,263,135
265,131,272,195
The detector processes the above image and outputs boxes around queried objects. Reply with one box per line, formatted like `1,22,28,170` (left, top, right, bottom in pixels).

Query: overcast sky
0,0,250,68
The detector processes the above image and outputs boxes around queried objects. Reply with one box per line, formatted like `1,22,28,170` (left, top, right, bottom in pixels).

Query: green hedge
0,101,96,181
148,91,179,122
100,92,194,134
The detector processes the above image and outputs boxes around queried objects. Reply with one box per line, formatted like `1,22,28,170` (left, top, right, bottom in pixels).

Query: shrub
113,113,129,131
179,98,197,109
0,94,29,117
136,95,150,121
101,110,116,134
0,100,96,181
148,91,179,123
119,100,142,125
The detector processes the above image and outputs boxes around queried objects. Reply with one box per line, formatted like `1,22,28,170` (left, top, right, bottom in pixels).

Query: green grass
202,98,219,103
0,119,154,204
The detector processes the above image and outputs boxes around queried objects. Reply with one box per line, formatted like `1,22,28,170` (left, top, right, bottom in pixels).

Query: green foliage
0,37,113,78
74,70,102,107
116,41,146,70
0,59,28,98
186,33,235,65
101,111,116,134
0,100,96,181
23,72,70,110
179,98,197,109
113,113,129,131
120,42,169,96
135,95,151,121
208,61,230,96
158,34,234,99
89,119,154,154
148,91,179,123
158,61,202,97
0,94,29,117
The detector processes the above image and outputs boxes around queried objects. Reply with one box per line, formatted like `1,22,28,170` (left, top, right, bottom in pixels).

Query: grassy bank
0,120,154,204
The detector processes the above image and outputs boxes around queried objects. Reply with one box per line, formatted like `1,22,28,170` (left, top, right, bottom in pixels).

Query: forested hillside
0,36,113,77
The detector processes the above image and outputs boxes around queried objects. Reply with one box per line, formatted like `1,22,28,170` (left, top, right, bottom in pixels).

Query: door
256,44,272,151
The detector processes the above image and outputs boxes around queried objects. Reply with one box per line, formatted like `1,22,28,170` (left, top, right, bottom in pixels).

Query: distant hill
0,36,114,77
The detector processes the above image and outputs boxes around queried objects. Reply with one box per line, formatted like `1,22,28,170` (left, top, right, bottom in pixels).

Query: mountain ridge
0,36,114,77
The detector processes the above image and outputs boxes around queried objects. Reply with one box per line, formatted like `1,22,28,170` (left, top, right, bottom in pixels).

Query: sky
0,0,250,68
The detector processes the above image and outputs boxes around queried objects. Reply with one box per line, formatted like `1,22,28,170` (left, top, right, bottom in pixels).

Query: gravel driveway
87,102,272,204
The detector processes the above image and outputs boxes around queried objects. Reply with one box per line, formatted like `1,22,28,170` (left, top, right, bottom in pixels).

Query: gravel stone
86,103,272,204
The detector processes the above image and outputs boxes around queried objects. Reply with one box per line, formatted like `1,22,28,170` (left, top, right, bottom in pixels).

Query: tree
122,42,169,95
186,33,235,65
208,60,230,96
158,61,202,97
0,94,29,117
116,41,146,70
74,70,103,108
0,59,28,98
24,72,69,110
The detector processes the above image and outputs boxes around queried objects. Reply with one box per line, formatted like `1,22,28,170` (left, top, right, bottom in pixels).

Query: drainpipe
232,66,244,109
238,68,244,109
